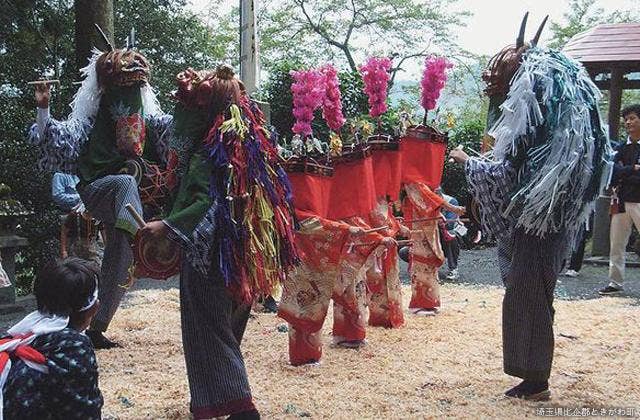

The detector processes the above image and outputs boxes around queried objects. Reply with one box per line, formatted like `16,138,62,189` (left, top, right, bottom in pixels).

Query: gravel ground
429,246,640,302
2,244,639,329
1,246,639,419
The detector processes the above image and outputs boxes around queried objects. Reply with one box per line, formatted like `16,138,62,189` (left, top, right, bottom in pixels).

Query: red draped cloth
287,172,334,219
370,146,402,202
326,150,377,220
400,128,447,190
279,165,344,365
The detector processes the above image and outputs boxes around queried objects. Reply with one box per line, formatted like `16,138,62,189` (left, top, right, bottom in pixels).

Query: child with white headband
1,258,103,419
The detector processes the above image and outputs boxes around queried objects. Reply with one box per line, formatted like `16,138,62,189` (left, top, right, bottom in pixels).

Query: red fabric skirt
287,172,333,219
400,133,447,190
371,148,402,201
326,153,377,220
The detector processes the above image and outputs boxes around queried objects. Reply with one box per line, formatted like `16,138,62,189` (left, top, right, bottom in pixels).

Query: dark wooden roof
563,23,640,69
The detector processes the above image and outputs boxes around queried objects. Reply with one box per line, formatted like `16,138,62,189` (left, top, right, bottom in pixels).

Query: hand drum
125,204,181,280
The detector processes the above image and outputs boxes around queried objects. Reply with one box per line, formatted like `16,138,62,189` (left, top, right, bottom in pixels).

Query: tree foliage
440,118,484,206
548,0,639,49
258,0,470,84
1,0,231,294
116,0,237,110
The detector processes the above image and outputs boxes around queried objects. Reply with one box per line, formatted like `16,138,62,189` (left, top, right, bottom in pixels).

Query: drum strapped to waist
404,125,448,144
326,145,377,220
329,145,372,164
367,136,401,200
366,134,399,151
282,156,334,177
119,158,171,213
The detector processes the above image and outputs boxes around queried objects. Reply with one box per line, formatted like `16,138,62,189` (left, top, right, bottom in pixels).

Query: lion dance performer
277,158,354,365
141,66,299,419
28,30,172,349
450,14,611,400
358,57,406,327
366,133,406,328
366,191,405,328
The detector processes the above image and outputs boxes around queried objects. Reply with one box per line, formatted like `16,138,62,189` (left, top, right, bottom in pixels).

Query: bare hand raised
34,83,51,109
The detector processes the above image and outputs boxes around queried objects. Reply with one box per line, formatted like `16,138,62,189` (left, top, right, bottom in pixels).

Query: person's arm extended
28,83,91,173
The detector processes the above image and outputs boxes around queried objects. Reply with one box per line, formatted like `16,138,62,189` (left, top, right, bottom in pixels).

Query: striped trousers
79,175,142,332
498,228,566,381
180,260,254,419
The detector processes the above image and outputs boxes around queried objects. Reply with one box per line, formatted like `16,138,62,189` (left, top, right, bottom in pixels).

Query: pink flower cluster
420,56,453,112
359,56,392,118
320,64,346,132
290,69,326,136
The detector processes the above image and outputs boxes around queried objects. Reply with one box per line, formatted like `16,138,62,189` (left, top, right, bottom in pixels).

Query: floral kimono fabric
403,182,445,310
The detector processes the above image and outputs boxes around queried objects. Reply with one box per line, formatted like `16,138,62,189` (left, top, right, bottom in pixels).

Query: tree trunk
74,0,115,70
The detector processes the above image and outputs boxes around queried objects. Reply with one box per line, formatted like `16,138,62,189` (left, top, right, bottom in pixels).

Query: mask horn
531,15,549,46
516,12,529,49
94,24,114,52
128,28,136,50
129,28,136,48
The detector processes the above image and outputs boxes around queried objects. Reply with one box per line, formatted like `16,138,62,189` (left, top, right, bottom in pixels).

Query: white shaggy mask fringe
487,48,612,238
69,48,163,121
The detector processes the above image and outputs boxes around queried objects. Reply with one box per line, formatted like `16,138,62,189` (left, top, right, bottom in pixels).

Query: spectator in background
439,190,465,280
52,173,103,265
599,104,640,295
52,173,82,212
1,258,103,418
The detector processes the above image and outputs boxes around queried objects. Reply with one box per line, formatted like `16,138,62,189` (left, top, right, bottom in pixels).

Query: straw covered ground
99,283,640,419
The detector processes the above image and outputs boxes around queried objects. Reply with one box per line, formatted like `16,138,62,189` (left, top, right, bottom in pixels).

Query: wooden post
608,67,624,141
74,0,114,70
592,67,625,256
239,0,259,94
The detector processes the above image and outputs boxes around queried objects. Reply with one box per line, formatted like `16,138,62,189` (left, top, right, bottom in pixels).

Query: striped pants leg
180,260,254,419
501,229,566,381
79,175,142,332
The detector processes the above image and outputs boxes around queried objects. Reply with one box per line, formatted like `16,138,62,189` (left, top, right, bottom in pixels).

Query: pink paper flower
420,56,453,112
359,57,392,118
320,64,346,132
290,69,326,136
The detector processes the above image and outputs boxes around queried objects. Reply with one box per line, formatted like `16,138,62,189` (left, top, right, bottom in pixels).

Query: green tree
548,0,638,49
1,0,234,294
258,0,470,85
441,118,485,206
115,0,236,110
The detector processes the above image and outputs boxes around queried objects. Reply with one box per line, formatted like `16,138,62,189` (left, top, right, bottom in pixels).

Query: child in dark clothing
1,258,103,419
